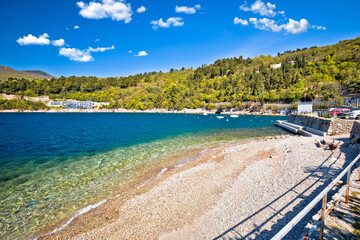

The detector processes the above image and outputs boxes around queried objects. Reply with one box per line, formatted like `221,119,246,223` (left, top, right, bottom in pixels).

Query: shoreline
36,140,244,239
0,108,286,116
35,133,357,239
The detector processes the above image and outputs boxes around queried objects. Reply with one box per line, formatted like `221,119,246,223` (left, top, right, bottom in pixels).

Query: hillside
0,37,359,110
22,70,55,80
0,65,55,81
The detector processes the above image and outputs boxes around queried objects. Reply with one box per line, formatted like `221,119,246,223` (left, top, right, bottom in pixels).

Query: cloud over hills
59,45,115,62
235,0,325,34
76,0,133,23
240,0,279,17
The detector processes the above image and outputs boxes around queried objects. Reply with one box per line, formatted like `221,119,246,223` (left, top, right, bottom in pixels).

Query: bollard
319,194,327,240
345,169,351,204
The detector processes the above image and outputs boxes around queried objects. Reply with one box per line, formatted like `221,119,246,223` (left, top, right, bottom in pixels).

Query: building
65,101,94,109
270,63,282,69
48,100,94,109
49,101,65,107
298,103,313,113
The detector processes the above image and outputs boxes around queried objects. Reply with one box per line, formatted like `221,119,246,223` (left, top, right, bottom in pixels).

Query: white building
298,104,313,113
270,63,282,69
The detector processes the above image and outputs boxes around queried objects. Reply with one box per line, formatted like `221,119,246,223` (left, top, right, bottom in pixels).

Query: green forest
1,37,359,110
0,99,47,111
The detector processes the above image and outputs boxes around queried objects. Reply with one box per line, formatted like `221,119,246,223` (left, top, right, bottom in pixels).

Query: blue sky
0,0,359,77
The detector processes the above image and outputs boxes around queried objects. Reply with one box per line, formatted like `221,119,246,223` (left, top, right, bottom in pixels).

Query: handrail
271,153,360,240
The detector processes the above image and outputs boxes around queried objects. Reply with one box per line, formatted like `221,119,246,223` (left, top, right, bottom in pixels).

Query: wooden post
319,194,327,240
345,169,351,204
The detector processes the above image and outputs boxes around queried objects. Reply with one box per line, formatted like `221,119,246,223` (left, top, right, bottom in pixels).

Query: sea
0,113,287,239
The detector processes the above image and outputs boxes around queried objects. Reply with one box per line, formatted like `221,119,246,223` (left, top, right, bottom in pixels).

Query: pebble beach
38,134,359,240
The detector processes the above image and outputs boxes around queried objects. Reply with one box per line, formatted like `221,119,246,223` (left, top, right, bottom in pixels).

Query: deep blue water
0,113,286,170
0,113,287,239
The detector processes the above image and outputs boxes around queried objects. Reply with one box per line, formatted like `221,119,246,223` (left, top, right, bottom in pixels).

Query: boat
216,116,224,119
230,115,239,118
203,112,208,116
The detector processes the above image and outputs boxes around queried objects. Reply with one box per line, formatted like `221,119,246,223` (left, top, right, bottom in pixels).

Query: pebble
49,135,358,240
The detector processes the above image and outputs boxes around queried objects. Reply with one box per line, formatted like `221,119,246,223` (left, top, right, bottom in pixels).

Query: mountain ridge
0,65,56,81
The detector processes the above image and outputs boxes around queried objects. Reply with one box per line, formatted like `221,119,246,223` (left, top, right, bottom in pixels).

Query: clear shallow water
0,113,287,239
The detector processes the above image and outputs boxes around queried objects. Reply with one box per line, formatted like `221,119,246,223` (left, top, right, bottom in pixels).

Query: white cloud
128,50,132,53
247,17,310,34
76,0,133,23
95,38,100,42
234,17,249,26
238,1,322,35
249,17,282,32
52,39,65,47
282,18,309,34
16,33,50,46
74,25,80,29
175,5,201,14
134,50,148,57
266,2,275,9
59,48,93,62
88,45,115,52
137,6,146,13
240,0,277,17
151,17,184,30
312,25,326,30
59,45,115,62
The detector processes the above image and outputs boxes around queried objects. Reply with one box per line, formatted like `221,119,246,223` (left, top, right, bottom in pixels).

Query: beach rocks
45,135,357,240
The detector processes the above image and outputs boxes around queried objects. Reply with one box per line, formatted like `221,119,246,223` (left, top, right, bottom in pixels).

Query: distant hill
0,65,55,81
22,70,55,80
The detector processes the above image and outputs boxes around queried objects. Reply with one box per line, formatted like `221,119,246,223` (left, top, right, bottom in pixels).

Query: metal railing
271,153,360,240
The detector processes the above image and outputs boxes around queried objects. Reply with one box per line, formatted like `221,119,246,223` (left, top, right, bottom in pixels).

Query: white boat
230,115,239,118
216,116,224,119
203,112,208,116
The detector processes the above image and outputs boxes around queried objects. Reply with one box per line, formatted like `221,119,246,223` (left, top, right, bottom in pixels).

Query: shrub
206,104,216,110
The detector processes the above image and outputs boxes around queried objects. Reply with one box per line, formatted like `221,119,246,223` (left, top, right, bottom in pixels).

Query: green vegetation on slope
0,99,48,111
0,37,359,110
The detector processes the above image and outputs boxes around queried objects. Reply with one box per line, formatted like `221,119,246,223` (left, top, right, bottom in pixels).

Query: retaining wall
288,114,358,135
350,121,360,139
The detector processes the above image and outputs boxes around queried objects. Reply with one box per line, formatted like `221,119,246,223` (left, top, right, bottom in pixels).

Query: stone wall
288,114,358,135
350,121,360,139
288,115,332,132
329,119,357,135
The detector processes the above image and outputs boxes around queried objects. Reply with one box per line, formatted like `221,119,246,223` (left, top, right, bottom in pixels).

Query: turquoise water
0,113,287,239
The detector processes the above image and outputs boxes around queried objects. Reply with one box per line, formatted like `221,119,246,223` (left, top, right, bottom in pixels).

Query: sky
0,0,359,78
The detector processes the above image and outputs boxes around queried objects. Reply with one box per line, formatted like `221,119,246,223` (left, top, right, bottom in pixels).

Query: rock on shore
41,134,358,240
